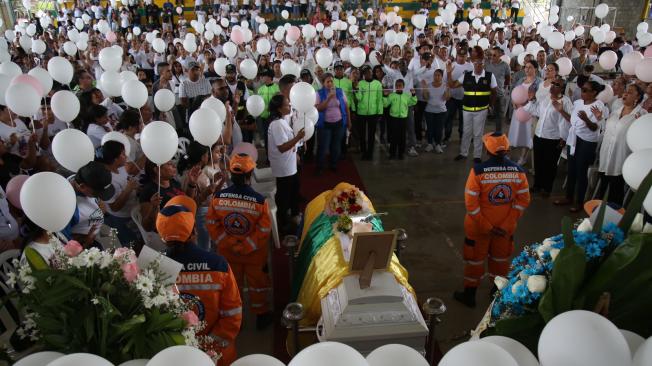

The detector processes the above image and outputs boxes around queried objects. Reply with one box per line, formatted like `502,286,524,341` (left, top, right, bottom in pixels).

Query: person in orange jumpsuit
157,195,242,365
206,153,274,329
454,132,531,307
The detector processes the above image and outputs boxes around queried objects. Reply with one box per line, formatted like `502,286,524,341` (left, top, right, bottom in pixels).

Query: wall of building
555,0,647,39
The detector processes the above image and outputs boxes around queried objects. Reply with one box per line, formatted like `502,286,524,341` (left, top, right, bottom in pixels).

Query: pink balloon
511,85,529,105
106,31,117,43
645,47,652,58
10,74,44,98
288,26,301,41
6,174,29,210
231,142,259,163
231,28,244,45
515,107,532,123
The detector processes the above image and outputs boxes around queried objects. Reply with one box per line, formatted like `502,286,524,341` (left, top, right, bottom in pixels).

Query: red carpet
271,155,366,361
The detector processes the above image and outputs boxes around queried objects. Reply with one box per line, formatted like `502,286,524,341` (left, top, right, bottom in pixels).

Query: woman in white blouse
597,84,646,206
554,81,609,212
267,94,305,235
524,76,572,198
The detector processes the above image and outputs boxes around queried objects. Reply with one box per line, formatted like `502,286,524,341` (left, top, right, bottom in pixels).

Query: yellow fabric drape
296,182,415,326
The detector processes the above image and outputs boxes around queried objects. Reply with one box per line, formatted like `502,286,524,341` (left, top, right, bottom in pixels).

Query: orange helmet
156,195,197,243
482,132,510,155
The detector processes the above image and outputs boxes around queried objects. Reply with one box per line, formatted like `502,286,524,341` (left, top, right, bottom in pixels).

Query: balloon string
209,145,215,183
157,164,161,198
138,108,145,126
30,117,36,135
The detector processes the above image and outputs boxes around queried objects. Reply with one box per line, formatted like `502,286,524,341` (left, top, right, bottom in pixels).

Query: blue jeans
104,214,140,247
316,121,346,170
425,111,447,145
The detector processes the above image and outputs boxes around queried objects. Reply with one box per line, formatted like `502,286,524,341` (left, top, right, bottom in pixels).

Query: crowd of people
0,0,651,363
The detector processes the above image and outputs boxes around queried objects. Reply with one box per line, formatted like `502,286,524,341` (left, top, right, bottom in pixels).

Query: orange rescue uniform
206,184,272,314
463,156,531,287
168,244,243,366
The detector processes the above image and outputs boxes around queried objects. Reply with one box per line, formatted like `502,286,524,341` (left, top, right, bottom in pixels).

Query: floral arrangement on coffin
480,171,652,352
6,239,218,364
324,184,371,217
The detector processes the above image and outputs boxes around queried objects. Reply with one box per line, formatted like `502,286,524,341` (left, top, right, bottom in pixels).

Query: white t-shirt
105,167,137,218
449,62,473,100
120,12,130,28
456,69,498,88
267,117,298,178
71,195,104,236
21,242,58,266
87,123,112,148
0,119,32,158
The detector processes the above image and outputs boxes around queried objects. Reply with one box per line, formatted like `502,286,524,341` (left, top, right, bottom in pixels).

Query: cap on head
482,132,510,155
187,61,200,69
334,60,344,68
229,153,256,174
225,64,236,73
156,195,198,243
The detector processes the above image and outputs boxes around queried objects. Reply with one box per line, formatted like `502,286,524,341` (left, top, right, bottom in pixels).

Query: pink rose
63,241,83,257
181,310,199,328
121,262,140,283
113,247,137,263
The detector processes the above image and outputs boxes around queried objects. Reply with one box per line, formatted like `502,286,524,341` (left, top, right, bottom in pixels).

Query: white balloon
47,353,113,366
478,38,490,50
214,58,229,77
599,50,618,70
133,26,142,36
101,131,131,158
316,22,324,32
600,23,610,33
290,82,316,113
627,114,652,151
31,39,46,54
550,5,560,13
511,44,525,57
623,149,652,190
366,344,428,366
621,51,643,75
118,360,149,366
348,24,359,36
637,22,649,33
232,354,284,366
634,337,652,366
412,14,427,29
190,108,222,146
0,61,22,78
597,84,614,104
349,47,366,67
522,15,534,28
440,341,518,366
281,10,289,19
51,90,80,123
481,336,540,366
635,58,652,82
246,95,265,117
99,70,121,97
52,128,94,172
6,83,40,117
593,29,606,43
68,28,80,42
289,342,366,366
99,47,122,72
147,345,214,366
152,38,166,53
472,17,482,30
574,25,585,37
605,30,617,44
19,34,32,53
201,96,227,122
121,80,148,109
4,30,15,40
221,18,229,28
183,38,197,53
240,58,258,79
620,330,645,357
548,13,559,25
322,27,334,39
315,48,333,68
223,41,237,58
20,172,76,232
256,38,271,54
154,89,175,112
595,3,609,19
14,351,64,366
564,31,576,42
281,59,298,76
63,41,77,56
526,41,541,53
396,32,408,47
538,310,630,366
567,15,574,22
76,41,88,51
548,32,565,49
259,23,269,34
27,67,53,97
26,23,36,36
140,121,179,165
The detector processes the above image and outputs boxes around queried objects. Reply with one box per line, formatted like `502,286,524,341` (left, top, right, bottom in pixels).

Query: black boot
453,287,477,308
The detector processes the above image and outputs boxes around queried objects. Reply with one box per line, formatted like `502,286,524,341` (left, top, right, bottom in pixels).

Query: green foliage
17,253,188,364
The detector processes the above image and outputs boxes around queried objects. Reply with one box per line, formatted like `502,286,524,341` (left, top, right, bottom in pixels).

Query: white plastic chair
95,224,121,250
130,207,168,252
252,180,277,200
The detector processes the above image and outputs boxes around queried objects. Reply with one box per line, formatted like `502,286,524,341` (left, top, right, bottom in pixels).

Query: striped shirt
179,77,212,99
